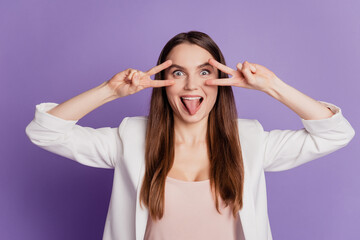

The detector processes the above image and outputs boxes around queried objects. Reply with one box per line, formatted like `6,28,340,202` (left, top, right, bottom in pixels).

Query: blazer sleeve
257,100,355,172
25,102,127,169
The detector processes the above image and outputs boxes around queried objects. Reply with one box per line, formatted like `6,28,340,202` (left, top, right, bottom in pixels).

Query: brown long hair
139,31,244,220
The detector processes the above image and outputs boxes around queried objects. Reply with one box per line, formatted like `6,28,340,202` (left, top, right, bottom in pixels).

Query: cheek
165,85,181,108
205,86,218,99
165,85,178,98
208,88,218,108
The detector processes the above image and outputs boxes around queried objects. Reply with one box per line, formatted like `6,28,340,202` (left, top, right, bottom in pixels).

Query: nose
183,74,199,90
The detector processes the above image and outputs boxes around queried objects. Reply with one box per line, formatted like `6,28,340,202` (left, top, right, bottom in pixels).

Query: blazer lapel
135,158,149,240
239,159,257,239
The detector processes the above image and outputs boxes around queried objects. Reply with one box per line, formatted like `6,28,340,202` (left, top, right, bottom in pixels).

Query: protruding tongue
182,99,201,115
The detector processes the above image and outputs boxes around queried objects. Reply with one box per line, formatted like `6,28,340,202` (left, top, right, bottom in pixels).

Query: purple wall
1,0,359,239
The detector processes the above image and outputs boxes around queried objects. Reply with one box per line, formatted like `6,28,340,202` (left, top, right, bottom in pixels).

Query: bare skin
46,61,175,121
165,43,334,182
106,60,175,98
46,43,334,182
206,58,334,120
163,43,218,181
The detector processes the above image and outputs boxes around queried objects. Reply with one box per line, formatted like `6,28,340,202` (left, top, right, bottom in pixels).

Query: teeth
181,97,202,100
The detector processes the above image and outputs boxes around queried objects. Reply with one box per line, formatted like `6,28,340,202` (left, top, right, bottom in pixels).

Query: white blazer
25,100,355,240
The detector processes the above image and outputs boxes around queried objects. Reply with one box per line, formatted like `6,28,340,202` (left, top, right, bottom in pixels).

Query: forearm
265,78,334,120
46,81,119,121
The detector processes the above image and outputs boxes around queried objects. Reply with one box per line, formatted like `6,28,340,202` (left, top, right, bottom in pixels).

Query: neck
173,115,208,145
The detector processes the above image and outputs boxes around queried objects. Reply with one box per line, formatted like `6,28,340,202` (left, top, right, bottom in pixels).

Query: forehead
165,43,213,69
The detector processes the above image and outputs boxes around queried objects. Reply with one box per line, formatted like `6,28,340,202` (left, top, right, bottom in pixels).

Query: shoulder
237,118,262,133
236,118,264,142
237,118,258,128
119,116,148,127
117,116,148,139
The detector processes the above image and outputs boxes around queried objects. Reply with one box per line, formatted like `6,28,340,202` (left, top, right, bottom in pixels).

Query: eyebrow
167,62,214,71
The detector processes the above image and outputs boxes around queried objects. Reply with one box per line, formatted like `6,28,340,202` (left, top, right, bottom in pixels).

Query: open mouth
180,96,203,115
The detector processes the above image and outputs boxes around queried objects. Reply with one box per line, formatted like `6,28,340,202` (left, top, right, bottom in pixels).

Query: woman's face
164,43,219,124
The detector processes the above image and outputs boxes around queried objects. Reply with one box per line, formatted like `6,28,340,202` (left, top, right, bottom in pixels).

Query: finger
127,69,137,79
250,65,256,73
205,78,238,86
124,70,136,83
146,79,175,88
132,72,139,86
236,63,246,79
145,59,173,76
208,58,236,76
238,61,256,74
249,62,256,73
236,62,242,70
242,61,255,81
242,61,256,73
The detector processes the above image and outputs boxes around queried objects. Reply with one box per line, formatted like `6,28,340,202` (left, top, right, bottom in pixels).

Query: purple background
1,0,359,239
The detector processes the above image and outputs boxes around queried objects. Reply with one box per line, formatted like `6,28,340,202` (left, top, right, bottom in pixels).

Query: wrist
98,81,119,103
264,77,288,100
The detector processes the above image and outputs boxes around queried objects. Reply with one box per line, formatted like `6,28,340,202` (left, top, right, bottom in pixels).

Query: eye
200,69,211,75
173,70,184,76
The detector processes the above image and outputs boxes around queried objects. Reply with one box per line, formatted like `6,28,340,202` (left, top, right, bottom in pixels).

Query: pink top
144,176,245,240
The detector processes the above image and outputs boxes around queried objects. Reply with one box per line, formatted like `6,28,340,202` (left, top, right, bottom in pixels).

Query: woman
25,31,355,240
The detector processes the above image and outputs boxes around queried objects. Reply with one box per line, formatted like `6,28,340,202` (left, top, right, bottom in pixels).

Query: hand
205,58,280,93
106,60,175,98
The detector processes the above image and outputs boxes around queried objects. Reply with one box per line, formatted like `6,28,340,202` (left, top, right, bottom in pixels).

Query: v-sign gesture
205,58,279,93
107,60,175,98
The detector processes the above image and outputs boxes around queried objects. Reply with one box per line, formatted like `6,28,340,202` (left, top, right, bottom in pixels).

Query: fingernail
250,65,256,72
